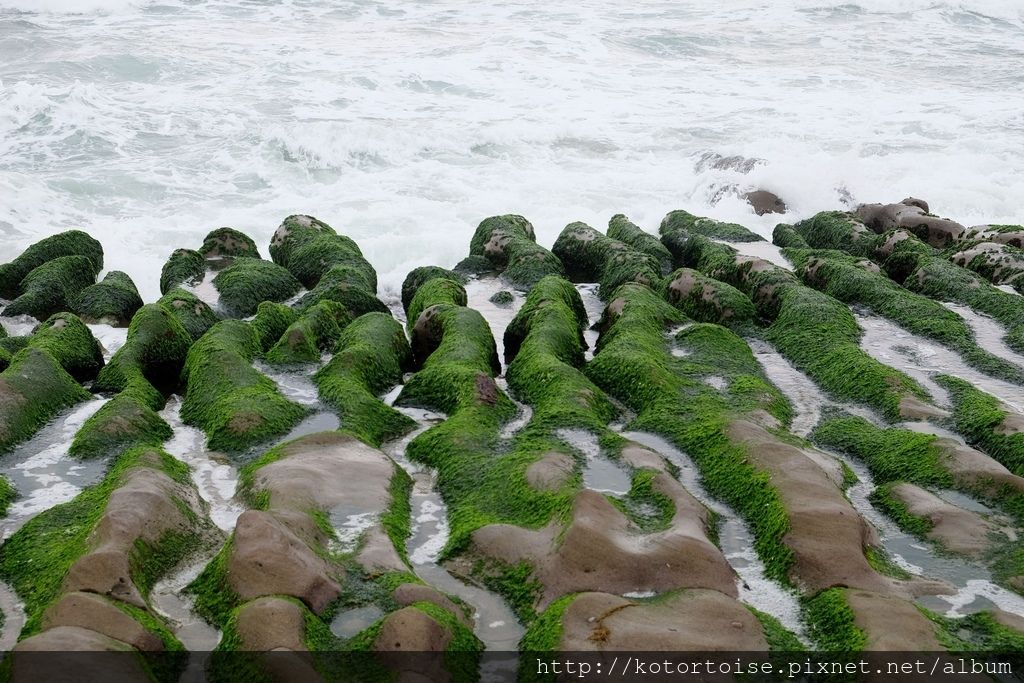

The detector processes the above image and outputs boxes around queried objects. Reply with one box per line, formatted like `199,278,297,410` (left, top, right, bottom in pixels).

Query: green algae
213,257,301,318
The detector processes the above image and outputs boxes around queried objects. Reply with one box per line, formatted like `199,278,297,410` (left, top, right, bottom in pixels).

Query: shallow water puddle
463,277,524,371
331,604,385,639
0,397,110,540
856,311,1024,411
86,323,129,362
834,450,1024,619
159,397,244,532
383,406,524,652
618,430,806,638
943,301,1024,370
150,555,221,652
254,360,321,406
0,580,26,652
182,268,221,312
574,283,603,361
556,428,631,496
495,378,532,440
748,338,881,436
717,239,793,270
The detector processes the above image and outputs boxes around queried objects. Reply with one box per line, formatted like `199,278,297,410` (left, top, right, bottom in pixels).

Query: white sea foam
1,1,1021,302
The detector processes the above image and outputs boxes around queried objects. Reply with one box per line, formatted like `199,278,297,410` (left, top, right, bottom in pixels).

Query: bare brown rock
471,487,735,609
234,597,309,652
227,510,341,614
934,438,1024,496
43,592,163,652
392,584,471,628
743,189,787,216
560,590,768,651
525,450,575,491
846,590,945,650
887,483,1000,557
12,626,148,683
855,201,964,248
726,420,893,594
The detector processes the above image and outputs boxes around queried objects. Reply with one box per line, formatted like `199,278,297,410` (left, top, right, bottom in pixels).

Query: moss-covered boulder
200,227,259,259
552,221,661,299
964,224,1024,249
250,301,298,353
607,214,673,274
0,230,103,299
787,211,879,257
406,276,467,334
315,312,415,447
465,214,563,288
937,375,1024,478
586,283,900,595
0,445,218,644
295,264,390,317
787,248,1024,384
180,320,308,452
212,257,301,318
772,223,810,249
70,270,143,326
157,288,219,341
29,312,104,382
400,265,465,313
159,248,206,295
2,255,97,320
265,300,352,365
947,239,1024,294
74,304,189,459
883,232,1024,353
659,267,756,328
660,209,764,243
661,226,933,420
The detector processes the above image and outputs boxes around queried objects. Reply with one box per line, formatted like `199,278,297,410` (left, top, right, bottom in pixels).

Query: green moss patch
159,249,206,295
466,214,563,288
266,300,352,365
200,227,259,259
71,270,143,327
212,257,301,318
661,209,764,243
0,230,103,299
180,320,308,452
314,312,415,447
937,374,1024,477
552,221,661,299
157,288,220,341
3,255,97,321
608,214,673,274
802,588,867,652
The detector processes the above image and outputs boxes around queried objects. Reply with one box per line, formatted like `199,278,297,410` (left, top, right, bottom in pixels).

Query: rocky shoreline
1,199,1023,679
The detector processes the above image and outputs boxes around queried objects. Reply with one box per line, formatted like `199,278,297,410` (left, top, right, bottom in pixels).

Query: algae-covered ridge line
2,207,1024,668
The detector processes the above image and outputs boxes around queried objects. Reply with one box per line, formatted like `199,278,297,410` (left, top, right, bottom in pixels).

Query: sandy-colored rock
12,626,147,683
846,590,945,650
227,510,341,614
560,590,768,651
392,583,471,628
990,609,1024,633
234,597,308,652
63,464,203,608
856,202,964,247
43,592,163,652
888,483,999,556
935,438,1024,496
743,189,787,216
726,420,893,594
373,606,452,652
899,396,950,421
471,487,735,609
619,443,665,471
525,450,575,491
355,523,407,573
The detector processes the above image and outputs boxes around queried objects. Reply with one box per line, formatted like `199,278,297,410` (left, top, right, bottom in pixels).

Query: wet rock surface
4,209,1024,673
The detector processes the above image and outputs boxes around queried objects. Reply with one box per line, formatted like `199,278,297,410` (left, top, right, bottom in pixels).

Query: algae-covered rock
3,255,97,320
788,210,878,257
406,276,467,334
400,265,465,313
787,248,1024,384
295,263,390,317
488,290,514,306
882,231,1024,353
937,375,1024,479
159,248,206,295
156,288,219,341
607,214,673,274
213,257,301,318
180,320,308,451
77,304,190,458
0,446,216,652
314,312,415,447
0,230,103,299
265,299,351,365
661,209,764,242
947,239,1024,293
0,314,102,452
200,227,259,259
661,228,931,420
466,214,563,288
250,301,298,353
552,221,661,299
659,267,756,327
70,271,143,327
964,224,1024,249
586,284,900,594
452,254,493,276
